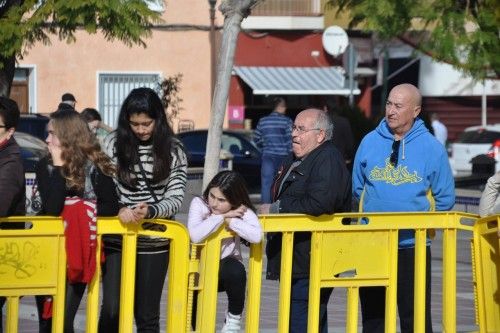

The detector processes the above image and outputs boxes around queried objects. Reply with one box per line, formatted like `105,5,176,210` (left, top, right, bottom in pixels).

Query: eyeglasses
390,140,400,166
0,125,6,128
291,125,321,134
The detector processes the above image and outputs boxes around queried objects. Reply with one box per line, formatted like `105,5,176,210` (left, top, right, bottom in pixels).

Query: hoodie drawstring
402,139,406,161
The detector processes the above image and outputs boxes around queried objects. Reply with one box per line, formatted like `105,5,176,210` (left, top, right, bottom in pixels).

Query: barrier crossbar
472,215,500,333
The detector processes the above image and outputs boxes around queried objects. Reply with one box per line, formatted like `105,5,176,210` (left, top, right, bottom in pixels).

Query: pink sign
228,105,245,123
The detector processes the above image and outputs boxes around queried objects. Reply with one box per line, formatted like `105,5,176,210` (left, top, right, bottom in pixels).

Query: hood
375,118,430,161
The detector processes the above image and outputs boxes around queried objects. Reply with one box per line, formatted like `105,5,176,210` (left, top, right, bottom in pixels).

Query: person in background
259,108,351,333
35,109,119,333
253,97,293,203
352,84,455,332
61,93,77,109
323,98,354,171
430,113,447,146
479,171,500,235
99,87,188,332
81,107,113,145
188,170,262,332
0,97,25,333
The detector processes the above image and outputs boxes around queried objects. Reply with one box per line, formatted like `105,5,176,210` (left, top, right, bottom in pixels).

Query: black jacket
0,137,25,216
35,156,119,216
266,140,351,279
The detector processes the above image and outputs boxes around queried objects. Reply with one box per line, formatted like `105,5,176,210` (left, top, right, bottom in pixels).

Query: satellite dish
322,26,349,57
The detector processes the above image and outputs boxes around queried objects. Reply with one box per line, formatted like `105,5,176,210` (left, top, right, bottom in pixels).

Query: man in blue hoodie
352,83,455,332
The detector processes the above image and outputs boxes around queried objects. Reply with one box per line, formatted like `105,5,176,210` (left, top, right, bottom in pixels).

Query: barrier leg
442,228,457,333
278,232,294,333
119,232,137,333
246,241,264,333
6,297,19,333
86,236,102,333
346,287,359,333
414,229,427,333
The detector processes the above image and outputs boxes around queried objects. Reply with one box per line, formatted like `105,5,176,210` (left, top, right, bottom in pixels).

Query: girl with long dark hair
188,171,262,332
99,87,187,332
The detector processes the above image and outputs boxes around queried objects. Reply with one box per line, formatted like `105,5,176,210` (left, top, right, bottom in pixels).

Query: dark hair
272,96,286,109
61,93,76,102
81,108,102,122
203,171,255,212
0,97,20,129
57,102,75,112
115,87,178,186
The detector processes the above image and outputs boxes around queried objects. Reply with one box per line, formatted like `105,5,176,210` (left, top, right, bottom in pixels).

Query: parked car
14,131,48,173
177,130,262,192
448,124,500,176
18,114,50,141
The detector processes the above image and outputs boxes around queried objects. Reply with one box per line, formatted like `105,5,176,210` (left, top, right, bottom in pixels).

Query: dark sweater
35,156,119,216
0,137,25,216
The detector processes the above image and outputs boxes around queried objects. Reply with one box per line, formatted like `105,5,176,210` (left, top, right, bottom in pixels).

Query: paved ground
4,189,483,332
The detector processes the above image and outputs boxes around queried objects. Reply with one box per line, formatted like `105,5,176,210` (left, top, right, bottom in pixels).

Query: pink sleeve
227,209,263,243
187,197,225,243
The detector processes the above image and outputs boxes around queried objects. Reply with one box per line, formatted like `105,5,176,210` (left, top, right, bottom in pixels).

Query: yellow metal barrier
86,218,191,333
0,217,66,333
258,212,477,333
472,215,500,333
188,229,264,333
4,212,499,332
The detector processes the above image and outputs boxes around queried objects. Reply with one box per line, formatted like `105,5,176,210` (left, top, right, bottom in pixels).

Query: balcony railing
251,0,322,16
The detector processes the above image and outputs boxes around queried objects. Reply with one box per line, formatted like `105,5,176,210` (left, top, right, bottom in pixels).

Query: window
98,73,160,128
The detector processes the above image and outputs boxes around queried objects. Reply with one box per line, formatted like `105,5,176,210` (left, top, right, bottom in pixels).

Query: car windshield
457,130,500,144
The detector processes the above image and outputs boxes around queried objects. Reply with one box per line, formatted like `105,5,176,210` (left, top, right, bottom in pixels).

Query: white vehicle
449,124,500,176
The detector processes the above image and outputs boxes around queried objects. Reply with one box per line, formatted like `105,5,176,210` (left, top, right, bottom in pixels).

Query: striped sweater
103,132,188,252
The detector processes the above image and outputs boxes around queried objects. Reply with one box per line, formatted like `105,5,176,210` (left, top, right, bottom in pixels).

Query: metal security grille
98,73,159,128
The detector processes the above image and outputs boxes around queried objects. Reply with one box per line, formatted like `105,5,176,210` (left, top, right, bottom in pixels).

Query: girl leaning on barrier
99,87,187,332
188,170,263,333
35,108,119,333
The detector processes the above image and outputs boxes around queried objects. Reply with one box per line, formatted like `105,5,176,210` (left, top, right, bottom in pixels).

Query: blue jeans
261,154,287,203
289,278,333,333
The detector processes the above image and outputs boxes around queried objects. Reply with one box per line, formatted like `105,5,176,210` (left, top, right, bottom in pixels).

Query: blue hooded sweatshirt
352,118,455,248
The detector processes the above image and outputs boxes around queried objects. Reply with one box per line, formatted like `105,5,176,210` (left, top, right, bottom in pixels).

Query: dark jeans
360,246,433,333
289,278,333,333
98,248,169,333
192,256,247,330
261,154,287,203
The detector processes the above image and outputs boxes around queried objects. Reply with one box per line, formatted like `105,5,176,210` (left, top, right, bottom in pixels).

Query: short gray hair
314,109,333,140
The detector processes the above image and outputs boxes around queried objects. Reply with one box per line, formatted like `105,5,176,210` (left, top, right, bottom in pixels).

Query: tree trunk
0,54,15,97
202,0,260,190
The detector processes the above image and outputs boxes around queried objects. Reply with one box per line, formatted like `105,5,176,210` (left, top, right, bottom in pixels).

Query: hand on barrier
118,204,147,224
258,203,271,214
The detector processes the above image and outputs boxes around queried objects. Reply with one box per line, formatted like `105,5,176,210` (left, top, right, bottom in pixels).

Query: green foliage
0,0,163,60
326,0,500,80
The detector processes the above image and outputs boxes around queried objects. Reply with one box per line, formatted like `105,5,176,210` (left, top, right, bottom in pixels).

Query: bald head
385,84,422,139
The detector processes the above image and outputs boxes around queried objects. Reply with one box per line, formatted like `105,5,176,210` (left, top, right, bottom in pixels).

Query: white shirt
432,120,447,145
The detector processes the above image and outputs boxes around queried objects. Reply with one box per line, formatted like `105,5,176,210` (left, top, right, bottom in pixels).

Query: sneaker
220,312,241,333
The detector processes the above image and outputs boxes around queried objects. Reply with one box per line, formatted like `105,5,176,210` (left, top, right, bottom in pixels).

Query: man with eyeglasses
259,108,351,333
352,83,455,332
